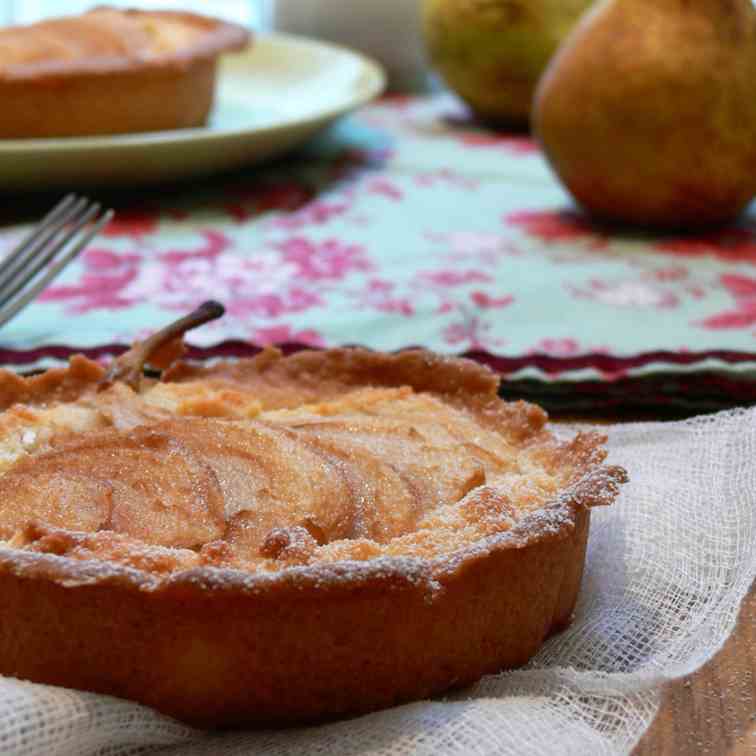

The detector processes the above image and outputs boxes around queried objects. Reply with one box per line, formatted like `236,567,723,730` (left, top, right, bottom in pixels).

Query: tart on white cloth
0,318,626,727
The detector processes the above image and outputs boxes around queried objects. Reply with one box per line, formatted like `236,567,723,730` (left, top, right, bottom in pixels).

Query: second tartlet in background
0,7,250,138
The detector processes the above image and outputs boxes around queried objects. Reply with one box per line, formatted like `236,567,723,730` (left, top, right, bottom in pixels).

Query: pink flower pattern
351,279,415,317
420,270,492,287
443,315,502,351
275,238,373,281
40,226,367,343
470,291,514,309
698,275,756,330
41,246,142,313
269,201,351,230
569,278,680,310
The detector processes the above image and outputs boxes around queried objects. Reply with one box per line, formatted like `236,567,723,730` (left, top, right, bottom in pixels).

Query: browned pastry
0,7,250,138
0,342,626,728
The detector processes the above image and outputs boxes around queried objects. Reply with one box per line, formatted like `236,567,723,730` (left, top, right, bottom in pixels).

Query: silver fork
0,194,114,329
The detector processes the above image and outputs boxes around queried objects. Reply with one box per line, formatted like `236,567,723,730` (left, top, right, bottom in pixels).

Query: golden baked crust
0,7,250,138
0,347,626,727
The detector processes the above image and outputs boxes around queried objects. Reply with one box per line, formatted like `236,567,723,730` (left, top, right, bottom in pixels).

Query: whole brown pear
533,0,756,228
423,0,594,126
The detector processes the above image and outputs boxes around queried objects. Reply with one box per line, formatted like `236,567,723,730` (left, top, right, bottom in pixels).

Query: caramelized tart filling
0,350,623,576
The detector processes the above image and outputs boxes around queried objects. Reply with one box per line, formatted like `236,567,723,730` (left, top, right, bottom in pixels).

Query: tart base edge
0,509,589,728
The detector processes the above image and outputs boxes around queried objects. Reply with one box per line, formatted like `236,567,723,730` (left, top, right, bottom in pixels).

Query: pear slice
0,473,112,539
287,415,486,535
3,427,225,548
102,300,224,391
151,418,356,555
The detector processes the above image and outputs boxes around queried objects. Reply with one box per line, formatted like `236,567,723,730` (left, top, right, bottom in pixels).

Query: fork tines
0,194,114,329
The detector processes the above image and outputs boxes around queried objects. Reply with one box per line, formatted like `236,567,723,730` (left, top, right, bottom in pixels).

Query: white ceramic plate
0,33,386,191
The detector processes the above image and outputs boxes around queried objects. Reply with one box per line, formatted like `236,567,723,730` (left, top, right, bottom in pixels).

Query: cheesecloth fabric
0,408,753,756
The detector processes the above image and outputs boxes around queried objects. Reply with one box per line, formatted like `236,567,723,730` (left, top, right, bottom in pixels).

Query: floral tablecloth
1,94,756,406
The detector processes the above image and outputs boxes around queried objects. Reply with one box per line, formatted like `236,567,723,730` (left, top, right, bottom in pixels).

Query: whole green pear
422,0,594,125
533,0,756,228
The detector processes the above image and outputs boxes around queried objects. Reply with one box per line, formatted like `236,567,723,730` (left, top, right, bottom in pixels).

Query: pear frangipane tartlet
0,7,249,138
0,314,625,727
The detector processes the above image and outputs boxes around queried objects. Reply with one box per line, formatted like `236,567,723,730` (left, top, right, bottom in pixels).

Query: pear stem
101,300,225,391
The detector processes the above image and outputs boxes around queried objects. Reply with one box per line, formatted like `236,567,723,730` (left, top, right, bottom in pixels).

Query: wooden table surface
634,586,755,755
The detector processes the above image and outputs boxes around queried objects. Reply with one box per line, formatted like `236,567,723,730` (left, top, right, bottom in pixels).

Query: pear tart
0,343,626,728
0,7,249,138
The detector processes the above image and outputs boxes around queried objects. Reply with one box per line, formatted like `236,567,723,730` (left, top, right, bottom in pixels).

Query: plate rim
0,31,386,155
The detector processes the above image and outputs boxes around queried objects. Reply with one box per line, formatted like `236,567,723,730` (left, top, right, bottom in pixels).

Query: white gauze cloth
0,408,754,755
